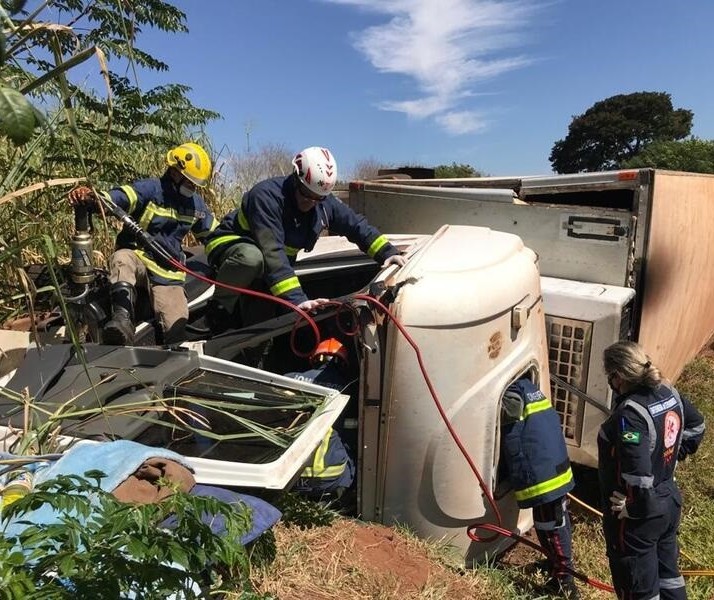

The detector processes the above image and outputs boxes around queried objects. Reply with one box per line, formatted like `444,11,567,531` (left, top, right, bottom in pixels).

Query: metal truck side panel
351,184,632,286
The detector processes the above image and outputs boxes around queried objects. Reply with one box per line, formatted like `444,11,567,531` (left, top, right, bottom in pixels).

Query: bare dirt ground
247,499,609,599
250,518,502,599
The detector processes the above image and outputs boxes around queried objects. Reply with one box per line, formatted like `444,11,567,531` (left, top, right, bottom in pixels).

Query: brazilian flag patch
622,431,641,444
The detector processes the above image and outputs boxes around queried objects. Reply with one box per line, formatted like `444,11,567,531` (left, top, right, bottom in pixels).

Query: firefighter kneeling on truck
285,338,355,500
500,377,580,600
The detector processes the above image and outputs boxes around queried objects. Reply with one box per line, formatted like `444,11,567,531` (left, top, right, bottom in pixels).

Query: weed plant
0,472,263,599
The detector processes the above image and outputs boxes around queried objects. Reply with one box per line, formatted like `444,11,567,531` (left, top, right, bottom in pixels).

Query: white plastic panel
173,354,350,489
372,224,546,564
1,353,349,491
540,277,635,467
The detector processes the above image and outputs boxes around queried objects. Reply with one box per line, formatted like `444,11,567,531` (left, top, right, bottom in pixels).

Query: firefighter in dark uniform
204,146,405,329
68,143,218,344
599,341,706,600
284,338,355,499
500,377,580,599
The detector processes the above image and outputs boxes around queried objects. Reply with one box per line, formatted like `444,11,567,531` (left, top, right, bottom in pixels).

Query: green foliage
622,137,714,174
272,492,337,529
0,0,221,322
0,473,258,599
550,91,693,173
0,85,41,144
434,162,482,178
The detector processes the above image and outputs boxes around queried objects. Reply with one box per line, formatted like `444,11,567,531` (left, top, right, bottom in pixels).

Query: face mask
179,183,194,198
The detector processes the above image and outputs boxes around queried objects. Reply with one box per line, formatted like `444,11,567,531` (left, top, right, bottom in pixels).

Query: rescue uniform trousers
210,242,274,327
602,493,685,600
109,249,188,340
533,496,575,582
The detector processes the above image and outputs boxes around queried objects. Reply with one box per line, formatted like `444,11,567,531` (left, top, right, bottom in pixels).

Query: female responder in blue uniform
204,147,405,329
501,377,579,599
599,341,706,600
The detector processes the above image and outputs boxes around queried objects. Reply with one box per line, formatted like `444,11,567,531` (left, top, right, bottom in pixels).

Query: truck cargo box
350,169,714,466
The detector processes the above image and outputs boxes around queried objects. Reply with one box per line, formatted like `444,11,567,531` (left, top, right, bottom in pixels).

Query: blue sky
115,1,713,177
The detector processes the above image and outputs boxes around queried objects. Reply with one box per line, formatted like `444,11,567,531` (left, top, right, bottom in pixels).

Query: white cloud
322,0,541,134
436,110,490,134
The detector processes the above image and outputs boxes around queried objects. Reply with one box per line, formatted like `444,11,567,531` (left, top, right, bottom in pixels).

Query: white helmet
292,146,337,197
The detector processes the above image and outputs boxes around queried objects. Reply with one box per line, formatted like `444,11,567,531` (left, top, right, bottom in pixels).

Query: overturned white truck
349,168,714,466
1,223,547,564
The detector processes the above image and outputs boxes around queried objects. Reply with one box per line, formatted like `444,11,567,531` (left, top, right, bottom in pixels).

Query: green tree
0,0,220,189
549,92,693,173
622,138,714,174
434,162,482,178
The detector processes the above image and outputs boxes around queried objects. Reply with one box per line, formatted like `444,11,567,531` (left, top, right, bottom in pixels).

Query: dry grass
235,355,714,599
242,519,503,600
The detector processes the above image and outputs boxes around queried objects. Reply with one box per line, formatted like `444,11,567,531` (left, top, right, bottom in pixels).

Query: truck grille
546,316,592,444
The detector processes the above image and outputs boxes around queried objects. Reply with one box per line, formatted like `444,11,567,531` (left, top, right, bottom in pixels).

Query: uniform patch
525,390,546,402
663,410,681,448
621,431,641,444
648,396,677,417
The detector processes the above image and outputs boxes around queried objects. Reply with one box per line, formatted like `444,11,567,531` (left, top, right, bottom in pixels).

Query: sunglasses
299,183,326,202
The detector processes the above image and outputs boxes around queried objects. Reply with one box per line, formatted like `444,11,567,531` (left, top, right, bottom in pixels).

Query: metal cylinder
70,231,94,284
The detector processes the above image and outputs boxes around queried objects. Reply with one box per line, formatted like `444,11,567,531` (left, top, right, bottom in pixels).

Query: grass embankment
244,356,714,599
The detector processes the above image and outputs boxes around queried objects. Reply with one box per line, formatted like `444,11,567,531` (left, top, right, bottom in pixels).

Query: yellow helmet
166,143,212,187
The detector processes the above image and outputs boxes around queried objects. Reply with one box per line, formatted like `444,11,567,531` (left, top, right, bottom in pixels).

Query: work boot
205,298,238,335
103,281,136,345
560,579,581,600
548,577,580,600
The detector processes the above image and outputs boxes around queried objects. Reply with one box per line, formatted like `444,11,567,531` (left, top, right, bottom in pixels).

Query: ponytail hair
603,341,662,390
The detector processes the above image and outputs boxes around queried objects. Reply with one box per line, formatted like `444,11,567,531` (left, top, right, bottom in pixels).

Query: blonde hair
603,341,662,390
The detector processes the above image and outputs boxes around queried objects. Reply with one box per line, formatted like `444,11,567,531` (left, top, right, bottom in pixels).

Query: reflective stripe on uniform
621,399,657,454
134,250,185,281
138,201,196,231
285,245,300,256
205,234,242,256
622,473,654,489
194,216,219,239
533,518,558,531
237,203,250,231
514,467,573,503
302,429,347,479
660,576,685,589
367,234,389,258
522,398,551,419
119,185,139,214
682,423,705,439
270,276,301,297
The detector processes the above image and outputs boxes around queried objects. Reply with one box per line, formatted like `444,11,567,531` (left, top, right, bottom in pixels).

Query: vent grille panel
546,316,592,444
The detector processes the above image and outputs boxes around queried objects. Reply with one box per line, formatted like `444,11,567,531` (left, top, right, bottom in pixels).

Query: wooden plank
638,170,714,380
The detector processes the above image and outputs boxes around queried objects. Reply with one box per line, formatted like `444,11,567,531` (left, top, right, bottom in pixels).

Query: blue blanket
2,440,281,545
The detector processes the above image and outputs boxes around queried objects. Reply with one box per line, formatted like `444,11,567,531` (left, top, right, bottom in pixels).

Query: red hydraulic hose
167,258,615,593
165,256,322,357
351,292,615,594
